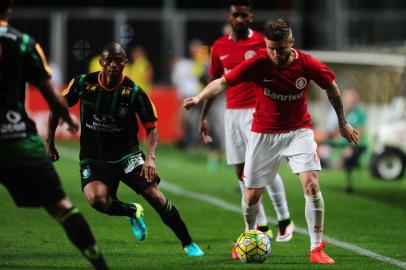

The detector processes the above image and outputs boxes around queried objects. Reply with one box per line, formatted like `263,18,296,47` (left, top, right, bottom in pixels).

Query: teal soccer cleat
183,242,204,257
127,203,147,241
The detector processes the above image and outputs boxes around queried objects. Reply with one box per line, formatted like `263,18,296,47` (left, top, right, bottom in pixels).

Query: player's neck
99,72,124,90
231,29,249,42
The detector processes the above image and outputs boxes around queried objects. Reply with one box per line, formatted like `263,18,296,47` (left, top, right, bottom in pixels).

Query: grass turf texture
0,142,405,270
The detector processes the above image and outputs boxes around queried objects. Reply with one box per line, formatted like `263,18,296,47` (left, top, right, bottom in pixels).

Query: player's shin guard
156,199,193,247
241,198,258,231
102,196,137,217
265,174,290,221
58,207,109,270
304,192,324,250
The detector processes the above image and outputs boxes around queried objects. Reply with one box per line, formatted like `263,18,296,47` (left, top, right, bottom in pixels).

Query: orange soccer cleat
310,241,336,264
231,242,239,260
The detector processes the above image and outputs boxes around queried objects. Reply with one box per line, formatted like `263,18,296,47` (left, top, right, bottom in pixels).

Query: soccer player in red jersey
185,18,359,264
199,0,294,259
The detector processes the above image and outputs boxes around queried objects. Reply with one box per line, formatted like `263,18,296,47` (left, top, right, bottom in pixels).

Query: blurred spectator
171,39,209,149
318,89,367,170
88,54,101,73
124,46,154,95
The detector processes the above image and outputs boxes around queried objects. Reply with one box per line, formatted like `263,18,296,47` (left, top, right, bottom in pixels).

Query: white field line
58,146,406,269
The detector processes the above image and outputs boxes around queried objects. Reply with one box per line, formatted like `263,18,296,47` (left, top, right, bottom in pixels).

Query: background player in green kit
47,42,204,257
0,0,109,269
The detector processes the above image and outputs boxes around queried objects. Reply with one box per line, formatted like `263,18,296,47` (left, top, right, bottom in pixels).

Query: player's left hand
339,123,360,145
183,96,200,110
141,155,157,182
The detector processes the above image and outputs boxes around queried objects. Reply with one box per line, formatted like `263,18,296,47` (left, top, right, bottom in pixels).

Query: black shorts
80,152,160,196
0,136,66,207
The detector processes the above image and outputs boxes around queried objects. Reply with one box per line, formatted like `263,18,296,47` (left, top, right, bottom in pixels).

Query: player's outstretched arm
183,77,228,110
199,98,215,144
35,79,78,133
142,127,158,182
325,80,360,145
46,111,60,162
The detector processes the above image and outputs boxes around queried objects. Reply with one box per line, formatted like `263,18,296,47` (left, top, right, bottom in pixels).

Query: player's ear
290,37,295,47
124,58,128,65
98,56,103,67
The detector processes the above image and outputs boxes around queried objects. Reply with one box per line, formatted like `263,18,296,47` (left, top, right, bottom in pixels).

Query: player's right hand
339,122,360,145
47,143,60,162
183,96,200,110
66,117,79,134
199,118,213,144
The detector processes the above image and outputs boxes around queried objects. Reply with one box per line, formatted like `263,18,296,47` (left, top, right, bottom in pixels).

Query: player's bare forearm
35,80,74,126
198,77,228,101
200,97,215,121
47,112,59,145
325,80,346,126
325,80,360,145
183,77,228,110
145,127,158,161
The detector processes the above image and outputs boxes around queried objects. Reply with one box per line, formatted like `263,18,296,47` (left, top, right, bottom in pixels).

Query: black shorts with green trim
80,151,160,196
0,136,66,207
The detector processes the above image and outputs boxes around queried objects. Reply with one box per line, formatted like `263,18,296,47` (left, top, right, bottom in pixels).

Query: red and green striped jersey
63,72,158,161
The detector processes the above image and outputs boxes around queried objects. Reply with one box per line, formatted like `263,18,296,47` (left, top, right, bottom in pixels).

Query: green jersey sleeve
132,86,158,129
62,76,82,107
23,36,52,83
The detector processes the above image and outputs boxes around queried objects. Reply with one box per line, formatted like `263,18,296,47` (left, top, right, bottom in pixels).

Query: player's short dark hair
264,18,292,41
0,0,13,16
228,0,252,8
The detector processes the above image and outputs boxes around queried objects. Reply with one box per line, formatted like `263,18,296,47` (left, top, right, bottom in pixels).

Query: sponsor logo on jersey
220,54,229,61
295,77,307,90
6,110,21,123
264,88,304,102
244,50,256,60
93,114,116,124
121,87,132,96
0,110,26,136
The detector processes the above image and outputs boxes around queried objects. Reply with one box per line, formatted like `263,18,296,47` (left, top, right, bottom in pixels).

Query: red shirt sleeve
224,55,262,86
305,53,336,89
208,45,223,79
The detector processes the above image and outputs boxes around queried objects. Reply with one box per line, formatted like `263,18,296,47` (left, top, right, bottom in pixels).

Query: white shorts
243,129,321,188
224,108,255,165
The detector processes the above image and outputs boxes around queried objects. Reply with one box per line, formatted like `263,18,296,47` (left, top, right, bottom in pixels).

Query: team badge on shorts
295,77,307,90
244,50,256,60
82,166,91,179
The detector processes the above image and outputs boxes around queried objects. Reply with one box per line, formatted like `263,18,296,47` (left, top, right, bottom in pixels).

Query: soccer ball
235,230,271,263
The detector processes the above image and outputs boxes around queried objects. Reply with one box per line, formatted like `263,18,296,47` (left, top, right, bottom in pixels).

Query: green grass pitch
0,142,405,270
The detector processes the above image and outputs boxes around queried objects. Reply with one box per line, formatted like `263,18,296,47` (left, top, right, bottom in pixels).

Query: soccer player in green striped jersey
47,43,204,257
0,0,109,269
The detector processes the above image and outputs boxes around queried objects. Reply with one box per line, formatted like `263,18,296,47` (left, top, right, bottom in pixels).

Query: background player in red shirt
199,0,294,257
184,18,359,264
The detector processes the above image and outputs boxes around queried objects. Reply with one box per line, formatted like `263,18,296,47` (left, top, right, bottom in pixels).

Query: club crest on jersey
295,77,307,90
82,166,91,179
117,106,128,119
244,50,256,60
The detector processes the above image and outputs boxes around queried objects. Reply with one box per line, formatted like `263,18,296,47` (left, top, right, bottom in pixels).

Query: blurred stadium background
1,0,406,269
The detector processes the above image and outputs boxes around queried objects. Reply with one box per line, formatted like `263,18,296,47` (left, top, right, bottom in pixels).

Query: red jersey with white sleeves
224,48,336,133
209,29,264,109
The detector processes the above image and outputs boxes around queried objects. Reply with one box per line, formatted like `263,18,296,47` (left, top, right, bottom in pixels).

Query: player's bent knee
87,194,108,212
44,196,74,219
